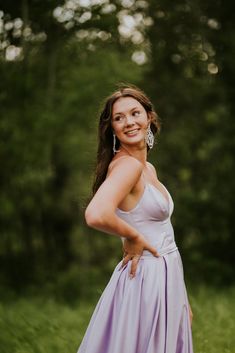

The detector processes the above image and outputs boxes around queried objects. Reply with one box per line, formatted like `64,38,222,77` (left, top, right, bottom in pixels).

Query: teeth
126,129,139,135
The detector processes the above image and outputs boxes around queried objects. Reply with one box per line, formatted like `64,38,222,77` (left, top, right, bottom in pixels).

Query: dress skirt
77,248,194,353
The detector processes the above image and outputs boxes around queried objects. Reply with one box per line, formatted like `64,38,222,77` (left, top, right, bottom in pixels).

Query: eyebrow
113,106,140,117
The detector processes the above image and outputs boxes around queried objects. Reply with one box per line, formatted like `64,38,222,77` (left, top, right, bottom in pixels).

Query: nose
125,114,135,126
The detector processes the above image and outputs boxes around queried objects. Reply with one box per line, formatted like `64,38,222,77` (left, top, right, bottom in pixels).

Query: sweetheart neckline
117,182,171,214
147,182,170,206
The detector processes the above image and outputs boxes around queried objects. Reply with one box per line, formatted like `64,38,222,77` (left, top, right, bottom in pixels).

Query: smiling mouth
125,129,140,136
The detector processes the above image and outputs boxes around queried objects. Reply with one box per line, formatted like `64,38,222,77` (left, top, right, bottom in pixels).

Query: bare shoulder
108,155,144,178
92,155,144,208
147,161,158,177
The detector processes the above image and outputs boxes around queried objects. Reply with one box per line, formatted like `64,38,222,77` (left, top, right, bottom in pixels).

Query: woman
77,85,194,353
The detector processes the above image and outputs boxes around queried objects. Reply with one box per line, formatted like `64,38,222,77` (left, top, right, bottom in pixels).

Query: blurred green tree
0,0,234,294
0,0,146,291
143,0,235,283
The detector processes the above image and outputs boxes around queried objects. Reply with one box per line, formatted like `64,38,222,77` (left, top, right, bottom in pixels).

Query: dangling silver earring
113,133,120,154
145,125,154,149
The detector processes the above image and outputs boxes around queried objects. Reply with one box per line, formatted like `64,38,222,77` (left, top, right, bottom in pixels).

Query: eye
113,115,124,122
133,110,140,116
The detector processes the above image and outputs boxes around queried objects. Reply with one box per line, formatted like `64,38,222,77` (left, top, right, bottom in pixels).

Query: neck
119,143,148,166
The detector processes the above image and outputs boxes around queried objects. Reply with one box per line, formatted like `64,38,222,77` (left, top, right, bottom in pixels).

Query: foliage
0,0,145,290
0,285,234,353
0,0,234,293
142,0,235,282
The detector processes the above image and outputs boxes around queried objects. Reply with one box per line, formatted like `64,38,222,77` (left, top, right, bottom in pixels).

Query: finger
147,245,160,257
129,256,140,278
122,254,131,267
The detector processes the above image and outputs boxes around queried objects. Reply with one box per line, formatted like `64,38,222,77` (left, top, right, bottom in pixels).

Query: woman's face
111,96,150,148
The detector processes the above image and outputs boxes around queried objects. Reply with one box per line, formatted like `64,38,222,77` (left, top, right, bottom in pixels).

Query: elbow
85,206,111,228
85,208,99,228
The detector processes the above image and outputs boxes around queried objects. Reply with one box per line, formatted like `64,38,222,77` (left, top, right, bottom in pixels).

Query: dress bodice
115,182,177,255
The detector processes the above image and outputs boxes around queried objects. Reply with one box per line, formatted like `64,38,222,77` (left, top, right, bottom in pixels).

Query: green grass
0,285,234,353
0,297,95,353
189,285,235,353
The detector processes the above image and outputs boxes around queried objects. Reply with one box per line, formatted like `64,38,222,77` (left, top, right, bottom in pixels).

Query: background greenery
0,285,235,353
0,0,234,352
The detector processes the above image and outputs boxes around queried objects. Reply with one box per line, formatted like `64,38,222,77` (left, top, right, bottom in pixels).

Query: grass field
0,284,234,353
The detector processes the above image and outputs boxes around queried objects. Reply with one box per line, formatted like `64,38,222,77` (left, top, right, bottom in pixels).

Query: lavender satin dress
77,181,194,353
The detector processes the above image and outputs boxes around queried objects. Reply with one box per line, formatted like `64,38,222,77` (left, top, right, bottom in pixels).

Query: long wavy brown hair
92,84,161,195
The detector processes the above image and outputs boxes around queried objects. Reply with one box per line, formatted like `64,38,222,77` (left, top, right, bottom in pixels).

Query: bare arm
85,156,159,278
85,156,144,240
